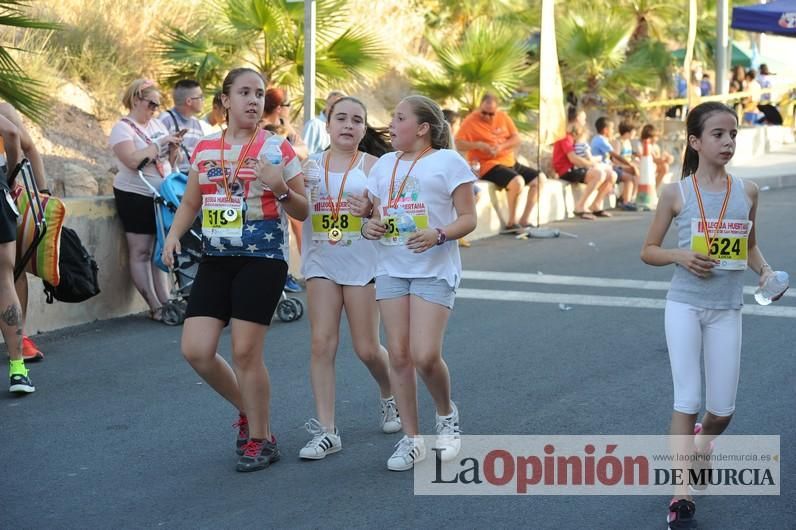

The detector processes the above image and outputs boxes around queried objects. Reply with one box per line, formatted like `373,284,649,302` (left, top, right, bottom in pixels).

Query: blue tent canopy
732,0,796,37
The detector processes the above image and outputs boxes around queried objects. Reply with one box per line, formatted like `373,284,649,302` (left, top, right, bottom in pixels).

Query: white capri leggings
664,300,742,416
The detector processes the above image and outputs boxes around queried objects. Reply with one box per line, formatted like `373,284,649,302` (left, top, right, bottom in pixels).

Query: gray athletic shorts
374,275,455,309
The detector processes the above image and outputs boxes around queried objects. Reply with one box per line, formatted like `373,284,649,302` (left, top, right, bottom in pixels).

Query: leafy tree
158,0,385,111
0,1,61,122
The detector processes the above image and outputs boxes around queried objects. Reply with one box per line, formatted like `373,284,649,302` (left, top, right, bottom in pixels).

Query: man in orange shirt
455,94,545,232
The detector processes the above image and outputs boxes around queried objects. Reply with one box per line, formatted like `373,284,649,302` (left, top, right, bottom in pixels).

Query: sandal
500,224,522,234
148,307,164,322
573,211,596,220
591,210,612,218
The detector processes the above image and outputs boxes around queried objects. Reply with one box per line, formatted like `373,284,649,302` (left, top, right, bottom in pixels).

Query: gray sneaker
9,373,35,394
236,437,280,472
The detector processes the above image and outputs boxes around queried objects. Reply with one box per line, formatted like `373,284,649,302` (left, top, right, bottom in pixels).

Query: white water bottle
304,159,321,203
754,271,789,306
264,135,284,165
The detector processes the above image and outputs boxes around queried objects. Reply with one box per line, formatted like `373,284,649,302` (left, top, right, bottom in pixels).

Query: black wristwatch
275,188,290,202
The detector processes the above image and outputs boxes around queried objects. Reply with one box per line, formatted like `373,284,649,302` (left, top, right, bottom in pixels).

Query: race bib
202,194,243,238
380,201,429,246
310,196,362,241
690,218,752,270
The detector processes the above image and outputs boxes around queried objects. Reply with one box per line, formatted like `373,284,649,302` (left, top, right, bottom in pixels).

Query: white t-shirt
301,151,377,285
366,149,475,288
109,118,173,196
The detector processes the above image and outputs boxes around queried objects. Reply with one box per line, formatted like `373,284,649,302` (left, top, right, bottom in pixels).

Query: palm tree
411,20,535,117
158,0,385,112
0,1,61,122
556,7,669,109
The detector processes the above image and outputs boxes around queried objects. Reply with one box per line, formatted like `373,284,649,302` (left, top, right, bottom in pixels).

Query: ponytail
359,126,393,157
681,145,700,179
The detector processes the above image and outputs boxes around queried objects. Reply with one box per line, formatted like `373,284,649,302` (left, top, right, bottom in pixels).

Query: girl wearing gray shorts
362,95,477,471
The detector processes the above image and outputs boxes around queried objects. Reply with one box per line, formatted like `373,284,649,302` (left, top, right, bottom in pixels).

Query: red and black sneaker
236,437,281,472
233,414,249,455
667,498,697,529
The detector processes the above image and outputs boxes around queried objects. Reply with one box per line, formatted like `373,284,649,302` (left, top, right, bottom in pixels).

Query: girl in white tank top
297,97,399,461
640,102,785,529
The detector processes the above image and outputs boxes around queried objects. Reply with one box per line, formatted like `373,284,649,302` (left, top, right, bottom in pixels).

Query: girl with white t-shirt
362,95,477,471
298,97,399,460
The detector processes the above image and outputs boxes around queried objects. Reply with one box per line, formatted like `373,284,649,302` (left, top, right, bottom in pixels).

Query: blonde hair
401,95,452,150
122,79,158,110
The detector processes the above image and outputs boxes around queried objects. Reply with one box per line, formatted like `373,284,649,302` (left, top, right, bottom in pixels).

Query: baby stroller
138,166,303,324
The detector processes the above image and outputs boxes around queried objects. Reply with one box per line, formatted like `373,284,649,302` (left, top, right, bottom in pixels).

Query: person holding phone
110,78,182,322
159,79,206,174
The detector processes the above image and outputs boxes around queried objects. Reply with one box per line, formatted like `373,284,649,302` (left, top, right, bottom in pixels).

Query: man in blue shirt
590,117,639,210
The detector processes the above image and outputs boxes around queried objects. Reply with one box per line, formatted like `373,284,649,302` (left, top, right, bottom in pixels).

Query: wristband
435,227,447,246
275,188,290,202
39,188,50,195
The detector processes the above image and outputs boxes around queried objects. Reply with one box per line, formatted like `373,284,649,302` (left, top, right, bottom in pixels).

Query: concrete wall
24,197,148,335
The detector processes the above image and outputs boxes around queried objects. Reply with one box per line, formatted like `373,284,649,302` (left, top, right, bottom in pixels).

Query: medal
323,150,361,241
329,227,343,242
223,208,238,221
388,146,432,209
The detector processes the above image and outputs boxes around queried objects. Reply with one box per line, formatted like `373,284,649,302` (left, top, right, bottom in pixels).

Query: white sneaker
298,418,342,460
387,435,426,471
434,401,461,462
380,396,402,434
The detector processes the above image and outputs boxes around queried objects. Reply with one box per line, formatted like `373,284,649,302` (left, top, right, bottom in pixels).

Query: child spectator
640,124,673,189
591,117,639,210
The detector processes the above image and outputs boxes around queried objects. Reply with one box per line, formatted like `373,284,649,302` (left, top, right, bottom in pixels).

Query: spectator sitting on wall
455,93,546,233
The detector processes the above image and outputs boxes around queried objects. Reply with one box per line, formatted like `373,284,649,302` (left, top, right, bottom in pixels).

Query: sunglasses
480,111,495,117
143,98,161,110
280,102,291,108
188,95,204,102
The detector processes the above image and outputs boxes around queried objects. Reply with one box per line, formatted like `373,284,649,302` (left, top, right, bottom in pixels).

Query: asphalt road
2,186,794,529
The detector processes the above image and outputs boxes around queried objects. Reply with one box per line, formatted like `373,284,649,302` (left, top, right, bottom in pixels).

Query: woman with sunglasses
109,78,182,322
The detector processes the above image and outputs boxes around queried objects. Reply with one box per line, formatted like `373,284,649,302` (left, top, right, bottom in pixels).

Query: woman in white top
109,79,182,321
298,97,399,460
362,95,477,471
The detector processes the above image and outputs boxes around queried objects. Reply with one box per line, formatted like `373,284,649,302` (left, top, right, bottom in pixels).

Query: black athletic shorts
481,162,539,189
559,167,588,184
185,256,288,326
113,187,156,235
0,179,18,244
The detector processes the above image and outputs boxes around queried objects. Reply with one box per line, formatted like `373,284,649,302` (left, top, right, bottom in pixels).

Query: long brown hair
681,102,738,179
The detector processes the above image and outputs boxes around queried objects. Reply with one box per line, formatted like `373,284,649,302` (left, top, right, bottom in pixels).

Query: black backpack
43,226,100,304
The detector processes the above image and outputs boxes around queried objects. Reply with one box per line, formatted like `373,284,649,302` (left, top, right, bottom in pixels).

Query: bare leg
590,173,615,211
307,278,343,430
408,295,452,416
343,284,392,398
124,232,162,313
504,175,523,226
181,316,243,411
151,262,171,305
379,296,416,434
230,318,271,441
574,168,603,212
0,242,23,360
519,173,547,226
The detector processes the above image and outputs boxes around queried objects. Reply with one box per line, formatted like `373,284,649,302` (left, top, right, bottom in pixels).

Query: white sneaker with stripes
387,435,426,471
298,418,341,460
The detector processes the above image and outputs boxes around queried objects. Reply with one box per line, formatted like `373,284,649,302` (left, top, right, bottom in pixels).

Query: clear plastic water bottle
303,159,321,203
754,271,789,306
264,135,284,165
394,207,417,244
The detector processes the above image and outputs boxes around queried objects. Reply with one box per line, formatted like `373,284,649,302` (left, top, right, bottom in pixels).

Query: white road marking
456,288,796,319
463,270,794,298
